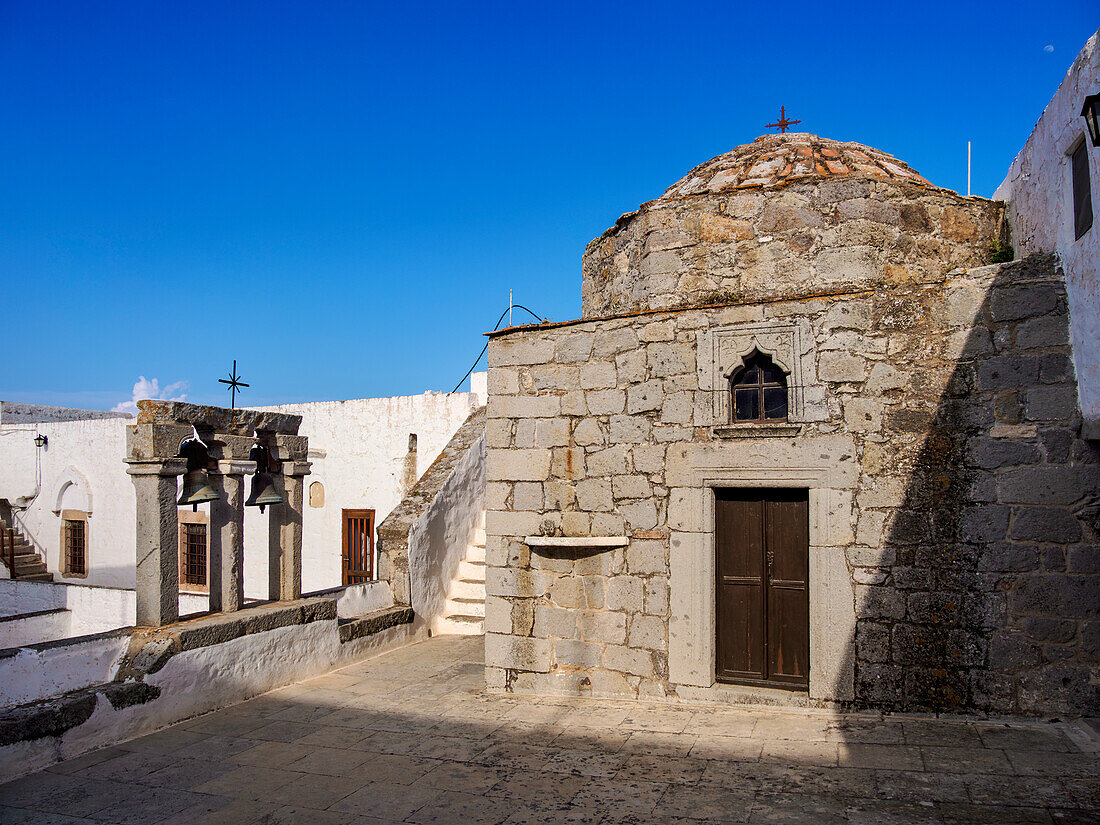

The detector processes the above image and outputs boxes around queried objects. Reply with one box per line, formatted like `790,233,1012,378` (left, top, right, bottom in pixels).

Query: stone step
456,559,485,582
449,578,485,600
471,526,486,547
445,596,485,618
434,614,484,636
466,544,485,564
18,572,54,583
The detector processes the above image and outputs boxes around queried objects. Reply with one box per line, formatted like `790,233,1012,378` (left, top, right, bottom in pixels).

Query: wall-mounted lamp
33,433,48,449
1083,93,1100,147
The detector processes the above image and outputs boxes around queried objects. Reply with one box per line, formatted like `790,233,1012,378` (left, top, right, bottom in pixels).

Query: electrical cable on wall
450,303,546,394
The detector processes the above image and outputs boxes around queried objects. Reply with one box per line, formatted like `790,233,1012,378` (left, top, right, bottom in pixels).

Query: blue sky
1,2,1096,409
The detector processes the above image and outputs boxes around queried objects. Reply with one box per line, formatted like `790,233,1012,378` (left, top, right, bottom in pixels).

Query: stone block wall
484,254,1099,715
581,178,1003,319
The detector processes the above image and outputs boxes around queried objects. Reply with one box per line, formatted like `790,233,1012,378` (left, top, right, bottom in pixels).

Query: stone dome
660,133,933,201
581,133,1003,319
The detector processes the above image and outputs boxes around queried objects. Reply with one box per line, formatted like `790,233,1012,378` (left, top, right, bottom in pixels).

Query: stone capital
280,460,312,477
125,458,187,477
270,434,309,462
213,460,257,476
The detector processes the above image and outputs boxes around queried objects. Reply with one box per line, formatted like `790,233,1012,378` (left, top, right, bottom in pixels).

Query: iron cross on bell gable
219,360,250,409
766,106,802,133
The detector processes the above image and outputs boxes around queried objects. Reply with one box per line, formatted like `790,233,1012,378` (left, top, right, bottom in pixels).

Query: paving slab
1,635,1097,824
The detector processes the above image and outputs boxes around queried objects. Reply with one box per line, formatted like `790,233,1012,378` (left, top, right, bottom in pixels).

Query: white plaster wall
994,28,1100,427
1,387,480,607
407,432,486,633
0,417,136,589
248,391,479,596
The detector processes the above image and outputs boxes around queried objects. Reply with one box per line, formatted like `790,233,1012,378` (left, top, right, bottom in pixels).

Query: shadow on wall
851,253,1100,715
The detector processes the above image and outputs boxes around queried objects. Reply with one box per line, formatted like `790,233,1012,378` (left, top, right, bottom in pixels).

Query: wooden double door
715,489,809,688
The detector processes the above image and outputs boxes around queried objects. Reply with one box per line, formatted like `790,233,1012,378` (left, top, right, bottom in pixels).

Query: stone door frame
669,462,856,704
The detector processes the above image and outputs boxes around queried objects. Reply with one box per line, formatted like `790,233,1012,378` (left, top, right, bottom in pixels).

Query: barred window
181,524,207,588
730,351,789,423
63,518,87,576
177,512,209,592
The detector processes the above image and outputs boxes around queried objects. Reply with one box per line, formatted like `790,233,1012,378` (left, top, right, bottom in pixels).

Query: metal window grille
64,519,86,575
181,523,207,587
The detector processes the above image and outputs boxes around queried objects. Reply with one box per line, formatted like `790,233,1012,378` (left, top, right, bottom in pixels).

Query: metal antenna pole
509,289,513,328
967,141,972,197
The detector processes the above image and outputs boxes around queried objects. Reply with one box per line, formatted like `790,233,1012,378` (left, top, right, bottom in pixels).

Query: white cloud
112,376,189,415
1044,44,1054,53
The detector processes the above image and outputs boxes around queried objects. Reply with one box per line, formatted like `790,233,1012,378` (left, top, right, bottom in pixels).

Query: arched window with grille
729,351,789,423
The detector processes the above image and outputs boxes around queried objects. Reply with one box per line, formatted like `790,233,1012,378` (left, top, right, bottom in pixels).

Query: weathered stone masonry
484,256,1099,716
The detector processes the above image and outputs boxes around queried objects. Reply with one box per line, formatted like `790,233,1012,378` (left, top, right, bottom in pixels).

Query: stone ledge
524,536,629,548
713,423,803,439
338,606,415,643
0,682,160,747
1083,416,1100,442
117,597,338,680
0,608,69,624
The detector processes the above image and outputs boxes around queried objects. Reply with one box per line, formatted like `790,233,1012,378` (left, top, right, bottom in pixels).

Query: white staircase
434,513,486,635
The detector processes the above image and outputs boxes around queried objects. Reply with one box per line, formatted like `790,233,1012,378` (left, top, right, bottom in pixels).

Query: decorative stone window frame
59,509,89,579
177,509,210,594
669,460,856,704
697,320,815,437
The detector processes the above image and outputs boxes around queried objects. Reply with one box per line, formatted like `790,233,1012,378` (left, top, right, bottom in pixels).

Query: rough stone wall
994,28,1100,433
581,179,1003,319
484,255,1099,715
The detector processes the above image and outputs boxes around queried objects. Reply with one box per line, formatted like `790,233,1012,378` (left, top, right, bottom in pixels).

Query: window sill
713,423,802,439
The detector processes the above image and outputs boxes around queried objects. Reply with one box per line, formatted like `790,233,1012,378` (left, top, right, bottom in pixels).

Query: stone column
126,458,186,627
209,459,252,613
268,461,310,601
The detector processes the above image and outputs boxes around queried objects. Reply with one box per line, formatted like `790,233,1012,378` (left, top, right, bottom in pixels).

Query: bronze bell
245,443,283,513
177,469,219,510
177,437,218,510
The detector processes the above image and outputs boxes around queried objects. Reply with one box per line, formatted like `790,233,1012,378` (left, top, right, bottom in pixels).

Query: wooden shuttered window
1073,141,1093,241
342,509,375,585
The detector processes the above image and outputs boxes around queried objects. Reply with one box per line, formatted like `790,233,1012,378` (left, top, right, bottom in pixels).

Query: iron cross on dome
766,106,802,133
219,360,250,409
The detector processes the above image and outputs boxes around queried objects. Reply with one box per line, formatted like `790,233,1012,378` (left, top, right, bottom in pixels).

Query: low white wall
0,610,423,779
994,28,1100,428
0,631,132,707
408,432,486,633
249,390,479,595
305,581,394,618
0,580,212,646
0,610,70,649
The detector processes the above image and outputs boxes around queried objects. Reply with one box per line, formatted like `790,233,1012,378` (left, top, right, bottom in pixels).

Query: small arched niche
309,481,325,509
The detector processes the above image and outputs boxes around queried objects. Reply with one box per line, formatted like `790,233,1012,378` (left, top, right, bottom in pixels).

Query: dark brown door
342,509,375,584
715,489,808,688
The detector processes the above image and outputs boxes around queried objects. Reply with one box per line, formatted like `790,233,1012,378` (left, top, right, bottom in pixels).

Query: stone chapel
480,133,1099,716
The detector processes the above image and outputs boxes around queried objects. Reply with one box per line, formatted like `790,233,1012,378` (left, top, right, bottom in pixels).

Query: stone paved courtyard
1,636,1097,824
